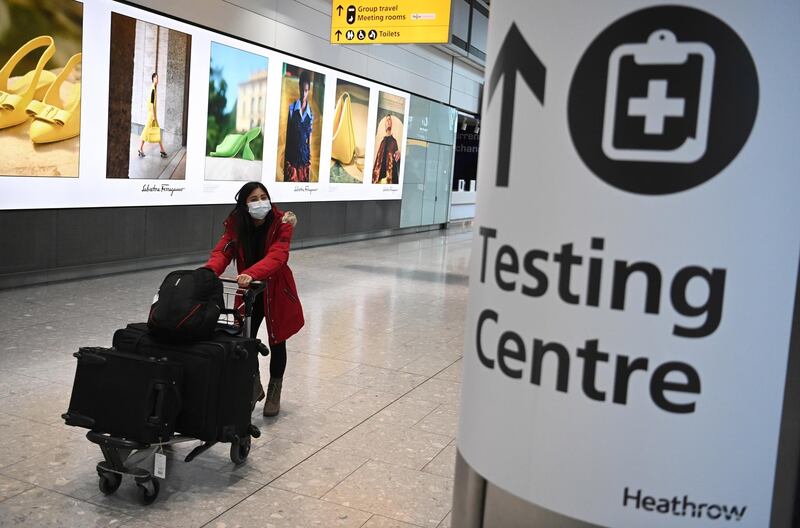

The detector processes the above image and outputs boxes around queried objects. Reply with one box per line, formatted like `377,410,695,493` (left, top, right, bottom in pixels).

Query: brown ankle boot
263,378,282,417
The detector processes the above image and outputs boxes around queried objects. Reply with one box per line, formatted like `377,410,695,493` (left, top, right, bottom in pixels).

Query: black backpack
148,268,224,342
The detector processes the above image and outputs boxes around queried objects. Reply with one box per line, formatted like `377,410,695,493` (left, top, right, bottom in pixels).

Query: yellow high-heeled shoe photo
0,36,56,130
331,92,357,164
26,52,81,143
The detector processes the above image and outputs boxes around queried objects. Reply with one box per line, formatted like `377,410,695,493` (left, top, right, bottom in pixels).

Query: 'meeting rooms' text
475,226,727,414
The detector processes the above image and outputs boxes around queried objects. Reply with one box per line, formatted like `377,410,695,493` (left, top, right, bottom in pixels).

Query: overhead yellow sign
331,0,451,45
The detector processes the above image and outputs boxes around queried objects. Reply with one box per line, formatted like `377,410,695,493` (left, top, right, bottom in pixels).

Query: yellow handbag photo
331,92,356,164
142,118,161,143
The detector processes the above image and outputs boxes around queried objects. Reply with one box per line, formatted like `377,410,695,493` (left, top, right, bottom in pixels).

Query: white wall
126,0,483,114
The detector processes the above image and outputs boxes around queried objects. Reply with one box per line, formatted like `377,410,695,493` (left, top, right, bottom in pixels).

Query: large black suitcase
112,323,258,444
63,347,183,444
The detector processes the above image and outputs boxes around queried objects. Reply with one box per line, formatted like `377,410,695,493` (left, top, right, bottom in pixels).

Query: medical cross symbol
627,79,685,135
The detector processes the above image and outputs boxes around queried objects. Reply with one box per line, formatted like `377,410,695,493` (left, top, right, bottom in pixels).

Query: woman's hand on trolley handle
237,274,254,288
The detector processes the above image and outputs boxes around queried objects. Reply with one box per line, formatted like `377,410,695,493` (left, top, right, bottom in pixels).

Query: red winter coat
205,207,304,345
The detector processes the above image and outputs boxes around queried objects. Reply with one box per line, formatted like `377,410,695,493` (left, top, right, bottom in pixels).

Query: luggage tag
154,445,166,479
601,29,715,163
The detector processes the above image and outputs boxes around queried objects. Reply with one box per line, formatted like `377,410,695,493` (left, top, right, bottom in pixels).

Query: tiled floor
0,226,472,527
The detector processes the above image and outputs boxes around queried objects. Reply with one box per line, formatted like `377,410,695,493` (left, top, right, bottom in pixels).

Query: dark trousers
250,294,287,379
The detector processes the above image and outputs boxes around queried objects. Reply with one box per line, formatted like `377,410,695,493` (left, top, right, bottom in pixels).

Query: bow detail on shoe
26,100,70,125
0,91,23,110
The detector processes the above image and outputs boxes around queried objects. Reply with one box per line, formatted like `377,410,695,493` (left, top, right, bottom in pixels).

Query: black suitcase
112,323,259,444
63,347,183,444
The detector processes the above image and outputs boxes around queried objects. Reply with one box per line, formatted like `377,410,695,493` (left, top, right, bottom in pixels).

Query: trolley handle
220,276,266,295
219,276,264,337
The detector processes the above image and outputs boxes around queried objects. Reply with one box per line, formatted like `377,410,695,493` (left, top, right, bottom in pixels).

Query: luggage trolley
65,277,267,505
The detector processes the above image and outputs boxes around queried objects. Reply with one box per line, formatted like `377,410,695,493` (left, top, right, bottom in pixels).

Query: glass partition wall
400,96,457,228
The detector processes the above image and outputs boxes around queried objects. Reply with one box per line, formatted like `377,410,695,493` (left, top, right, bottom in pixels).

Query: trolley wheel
136,478,160,505
248,424,261,439
230,436,251,465
98,471,122,495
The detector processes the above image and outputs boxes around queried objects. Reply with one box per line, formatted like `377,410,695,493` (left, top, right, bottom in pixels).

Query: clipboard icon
602,30,715,163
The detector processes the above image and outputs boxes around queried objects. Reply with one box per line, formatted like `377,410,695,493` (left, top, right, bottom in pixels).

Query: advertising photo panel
0,0,82,177
329,79,369,184
372,92,406,184
276,63,325,183
106,12,192,180
204,41,268,181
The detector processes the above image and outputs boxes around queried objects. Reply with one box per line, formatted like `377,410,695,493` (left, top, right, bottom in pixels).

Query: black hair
151,72,157,81
298,70,311,90
227,181,272,266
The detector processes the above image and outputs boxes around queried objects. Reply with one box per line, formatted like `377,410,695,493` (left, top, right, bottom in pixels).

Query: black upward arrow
335,29,342,41
488,23,546,188
336,4,343,16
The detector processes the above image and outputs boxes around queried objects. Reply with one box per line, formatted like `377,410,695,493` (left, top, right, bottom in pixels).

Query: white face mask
247,200,271,220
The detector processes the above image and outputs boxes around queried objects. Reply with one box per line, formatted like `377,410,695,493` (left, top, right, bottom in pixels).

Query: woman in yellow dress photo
137,72,167,158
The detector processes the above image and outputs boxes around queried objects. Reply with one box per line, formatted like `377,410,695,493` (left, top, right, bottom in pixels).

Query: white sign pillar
458,2,800,527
